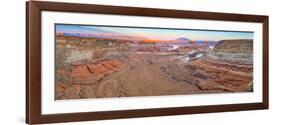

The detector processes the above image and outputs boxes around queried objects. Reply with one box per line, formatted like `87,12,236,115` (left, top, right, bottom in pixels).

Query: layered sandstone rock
70,59,125,84
187,39,254,92
55,59,126,99
206,39,253,64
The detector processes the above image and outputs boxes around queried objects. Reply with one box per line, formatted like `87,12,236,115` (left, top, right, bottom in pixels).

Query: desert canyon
55,29,253,100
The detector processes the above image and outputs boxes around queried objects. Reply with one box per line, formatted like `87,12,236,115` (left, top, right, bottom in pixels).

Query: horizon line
55,23,254,41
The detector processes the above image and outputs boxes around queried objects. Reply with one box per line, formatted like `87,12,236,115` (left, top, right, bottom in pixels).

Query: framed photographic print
26,1,269,124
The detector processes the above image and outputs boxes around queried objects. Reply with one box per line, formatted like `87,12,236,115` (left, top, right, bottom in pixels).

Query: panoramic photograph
55,24,254,100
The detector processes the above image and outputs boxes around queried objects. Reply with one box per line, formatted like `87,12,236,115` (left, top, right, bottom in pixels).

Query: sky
56,24,253,41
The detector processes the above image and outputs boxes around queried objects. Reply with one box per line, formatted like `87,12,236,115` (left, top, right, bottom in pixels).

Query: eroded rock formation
55,38,254,100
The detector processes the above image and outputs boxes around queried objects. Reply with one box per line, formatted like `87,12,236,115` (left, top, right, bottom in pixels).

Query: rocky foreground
55,39,253,100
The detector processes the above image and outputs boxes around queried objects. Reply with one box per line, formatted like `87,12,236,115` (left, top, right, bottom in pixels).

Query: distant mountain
59,32,147,42
56,25,151,42
166,37,191,46
143,37,191,44
175,37,191,43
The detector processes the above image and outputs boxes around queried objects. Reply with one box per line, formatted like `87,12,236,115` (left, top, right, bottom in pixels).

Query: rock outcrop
206,39,253,64
55,59,126,99
186,39,253,92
